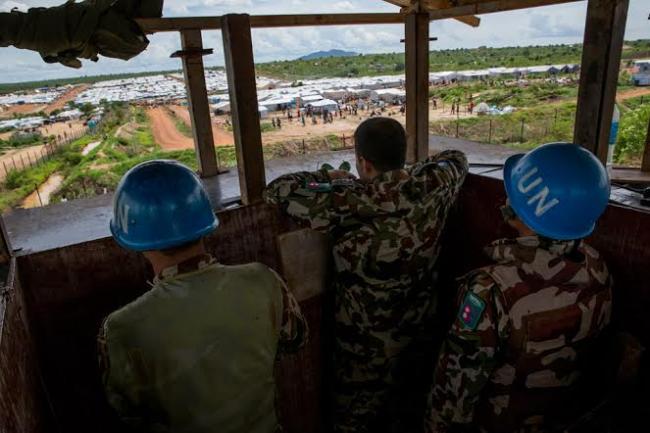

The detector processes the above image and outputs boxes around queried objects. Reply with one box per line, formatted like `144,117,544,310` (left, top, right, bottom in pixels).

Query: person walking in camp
426,143,612,433
264,117,468,433
277,118,282,129
99,160,307,433
272,117,277,128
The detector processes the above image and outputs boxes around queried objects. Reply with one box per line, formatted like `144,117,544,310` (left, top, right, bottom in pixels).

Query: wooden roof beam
384,0,481,27
424,0,582,20
421,1,481,27
137,13,404,33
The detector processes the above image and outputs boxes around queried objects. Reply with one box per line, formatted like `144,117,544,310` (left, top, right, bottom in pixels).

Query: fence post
488,119,492,144
520,119,525,142
35,184,43,207
456,109,460,138
302,139,305,154
554,108,558,130
2,160,8,176
11,157,17,170
20,154,26,170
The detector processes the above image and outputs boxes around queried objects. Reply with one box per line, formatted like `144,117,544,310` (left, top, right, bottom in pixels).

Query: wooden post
574,0,629,163
178,29,219,178
405,12,430,163
0,215,11,264
642,117,650,172
222,14,266,204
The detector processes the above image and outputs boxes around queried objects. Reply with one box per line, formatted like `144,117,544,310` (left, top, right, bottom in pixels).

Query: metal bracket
170,48,214,59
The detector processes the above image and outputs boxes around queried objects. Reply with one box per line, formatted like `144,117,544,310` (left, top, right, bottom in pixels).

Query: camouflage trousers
333,334,437,433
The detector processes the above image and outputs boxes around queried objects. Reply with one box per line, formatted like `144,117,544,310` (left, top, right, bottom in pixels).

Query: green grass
0,134,94,211
430,102,576,150
256,40,650,80
615,103,650,165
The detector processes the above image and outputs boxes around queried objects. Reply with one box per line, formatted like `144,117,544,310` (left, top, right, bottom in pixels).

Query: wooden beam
137,13,404,33
179,30,219,178
422,0,481,27
642,117,650,172
405,12,430,164
0,216,11,265
221,14,266,205
574,0,629,163
424,0,581,20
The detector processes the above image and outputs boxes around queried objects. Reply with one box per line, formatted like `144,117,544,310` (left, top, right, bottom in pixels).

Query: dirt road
168,105,234,146
616,87,650,102
45,84,90,114
146,107,194,150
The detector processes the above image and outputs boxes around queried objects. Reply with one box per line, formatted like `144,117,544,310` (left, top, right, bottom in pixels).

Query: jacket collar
485,236,578,265
155,253,216,282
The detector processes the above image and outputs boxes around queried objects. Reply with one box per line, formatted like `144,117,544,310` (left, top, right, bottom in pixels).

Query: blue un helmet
503,142,610,240
110,160,219,251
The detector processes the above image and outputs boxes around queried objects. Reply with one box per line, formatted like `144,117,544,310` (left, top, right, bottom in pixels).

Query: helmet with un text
110,160,218,251
503,142,610,240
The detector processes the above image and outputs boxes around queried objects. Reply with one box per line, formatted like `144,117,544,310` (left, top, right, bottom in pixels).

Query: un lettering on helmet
116,204,130,234
517,167,560,218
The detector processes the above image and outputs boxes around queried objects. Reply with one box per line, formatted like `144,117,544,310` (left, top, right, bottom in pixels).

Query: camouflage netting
0,0,163,68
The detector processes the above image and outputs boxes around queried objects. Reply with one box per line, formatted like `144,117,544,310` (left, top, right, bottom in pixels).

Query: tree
80,102,94,117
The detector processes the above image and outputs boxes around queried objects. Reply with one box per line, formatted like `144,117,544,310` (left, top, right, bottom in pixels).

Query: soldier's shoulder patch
458,292,486,331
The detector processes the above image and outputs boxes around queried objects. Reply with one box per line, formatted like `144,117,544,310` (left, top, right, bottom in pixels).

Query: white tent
306,98,339,113
370,88,406,103
475,102,490,116
258,106,269,118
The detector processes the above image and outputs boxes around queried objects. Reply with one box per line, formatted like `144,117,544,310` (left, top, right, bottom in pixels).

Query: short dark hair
354,117,407,172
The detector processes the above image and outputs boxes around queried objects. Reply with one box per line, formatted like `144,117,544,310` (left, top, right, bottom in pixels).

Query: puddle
21,173,64,208
81,141,101,156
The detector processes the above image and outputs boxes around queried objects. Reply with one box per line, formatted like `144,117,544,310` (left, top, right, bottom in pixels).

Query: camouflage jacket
426,236,612,433
264,150,468,359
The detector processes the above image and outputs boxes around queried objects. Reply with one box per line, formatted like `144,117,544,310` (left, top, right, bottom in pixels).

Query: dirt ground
616,86,650,102
39,120,86,140
162,103,475,150
0,103,47,119
146,107,194,151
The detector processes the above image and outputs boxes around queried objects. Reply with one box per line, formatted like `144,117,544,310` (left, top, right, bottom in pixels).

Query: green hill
2,40,649,92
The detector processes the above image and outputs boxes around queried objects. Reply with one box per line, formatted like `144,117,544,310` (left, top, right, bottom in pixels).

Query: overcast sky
0,0,648,83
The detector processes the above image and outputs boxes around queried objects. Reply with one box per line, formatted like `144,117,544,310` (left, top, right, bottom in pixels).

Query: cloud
0,0,648,83
332,1,356,11
526,10,584,39
0,1,28,12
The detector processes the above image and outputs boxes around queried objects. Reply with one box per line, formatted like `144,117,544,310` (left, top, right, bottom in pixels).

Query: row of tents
1,63,580,110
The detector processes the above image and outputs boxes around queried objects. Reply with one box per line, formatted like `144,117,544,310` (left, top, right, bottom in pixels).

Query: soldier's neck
143,242,207,276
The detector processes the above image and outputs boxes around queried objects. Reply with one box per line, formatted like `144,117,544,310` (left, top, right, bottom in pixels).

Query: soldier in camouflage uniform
426,143,613,433
264,117,468,433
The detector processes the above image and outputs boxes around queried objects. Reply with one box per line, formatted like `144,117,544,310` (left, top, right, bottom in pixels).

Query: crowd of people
99,117,613,433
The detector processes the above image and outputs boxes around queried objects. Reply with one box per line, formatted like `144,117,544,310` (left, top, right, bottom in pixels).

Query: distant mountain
298,49,359,61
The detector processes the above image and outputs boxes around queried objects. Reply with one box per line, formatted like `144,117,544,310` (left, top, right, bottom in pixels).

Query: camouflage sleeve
98,321,146,431
263,170,358,232
411,150,469,195
425,272,507,433
268,268,309,354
